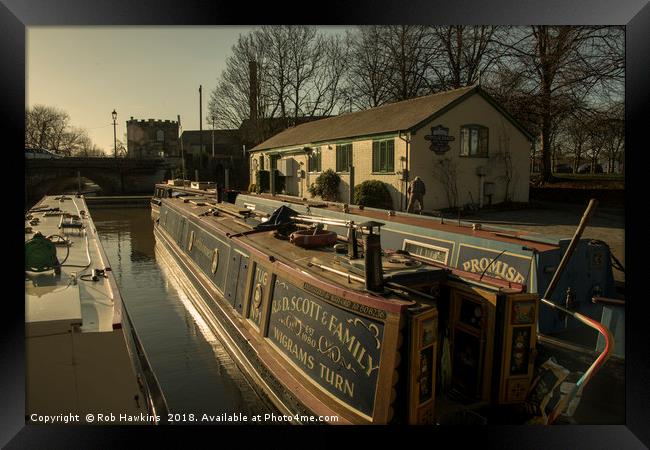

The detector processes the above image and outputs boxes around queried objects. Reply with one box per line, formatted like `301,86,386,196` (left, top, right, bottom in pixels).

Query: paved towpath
460,201,625,283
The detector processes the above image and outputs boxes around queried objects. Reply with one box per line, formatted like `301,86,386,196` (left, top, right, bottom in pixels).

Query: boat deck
246,193,559,253
25,195,149,420
166,197,453,306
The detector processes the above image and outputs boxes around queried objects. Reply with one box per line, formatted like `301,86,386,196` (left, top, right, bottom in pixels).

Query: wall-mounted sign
425,125,455,155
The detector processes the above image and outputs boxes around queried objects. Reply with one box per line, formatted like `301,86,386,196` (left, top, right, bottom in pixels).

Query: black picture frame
4,0,647,447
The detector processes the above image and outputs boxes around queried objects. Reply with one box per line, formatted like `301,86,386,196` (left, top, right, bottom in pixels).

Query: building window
157,130,164,142
308,147,322,172
270,155,279,170
372,139,394,173
460,125,489,157
259,155,264,170
336,143,353,172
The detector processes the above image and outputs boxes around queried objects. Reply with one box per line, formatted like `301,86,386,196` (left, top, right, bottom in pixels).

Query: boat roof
25,195,149,418
155,185,559,253
25,195,122,336
239,192,559,253
162,197,523,300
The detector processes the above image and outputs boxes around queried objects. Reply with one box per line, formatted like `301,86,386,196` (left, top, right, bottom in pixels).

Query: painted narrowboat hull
152,196,557,424
232,193,620,349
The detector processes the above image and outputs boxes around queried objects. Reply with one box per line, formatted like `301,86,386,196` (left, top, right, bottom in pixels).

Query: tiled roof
251,85,480,151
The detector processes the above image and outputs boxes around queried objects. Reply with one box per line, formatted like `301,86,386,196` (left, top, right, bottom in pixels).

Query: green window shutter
346,144,354,170
372,141,379,172
387,140,394,172
336,144,351,172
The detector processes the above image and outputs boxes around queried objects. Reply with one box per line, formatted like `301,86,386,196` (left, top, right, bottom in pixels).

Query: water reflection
91,206,274,420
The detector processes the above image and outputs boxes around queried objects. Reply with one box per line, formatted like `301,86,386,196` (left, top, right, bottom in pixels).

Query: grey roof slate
251,85,479,151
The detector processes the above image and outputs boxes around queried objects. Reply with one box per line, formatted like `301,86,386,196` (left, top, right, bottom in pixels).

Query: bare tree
208,26,348,139
379,25,433,101
584,109,614,173
558,111,591,173
344,26,393,109
26,105,70,152
71,132,106,157
302,34,348,118
491,26,624,182
428,26,500,90
603,103,624,174
208,32,269,130
26,105,103,156
433,158,459,210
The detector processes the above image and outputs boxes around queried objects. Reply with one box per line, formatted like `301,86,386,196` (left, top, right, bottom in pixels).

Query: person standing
407,176,426,214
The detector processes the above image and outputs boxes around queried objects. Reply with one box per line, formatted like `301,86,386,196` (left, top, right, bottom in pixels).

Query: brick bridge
25,157,177,200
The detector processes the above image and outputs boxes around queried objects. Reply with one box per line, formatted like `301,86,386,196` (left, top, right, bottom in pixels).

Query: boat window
403,239,449,265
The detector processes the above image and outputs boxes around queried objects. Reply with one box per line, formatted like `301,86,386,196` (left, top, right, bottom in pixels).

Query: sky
26,26,348,153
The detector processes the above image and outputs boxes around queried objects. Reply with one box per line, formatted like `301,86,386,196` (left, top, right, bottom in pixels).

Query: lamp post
112,109,117,158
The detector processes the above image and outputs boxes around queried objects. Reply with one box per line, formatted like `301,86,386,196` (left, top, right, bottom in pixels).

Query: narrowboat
151,184,620,424
25,195,167,424
153,184,625,355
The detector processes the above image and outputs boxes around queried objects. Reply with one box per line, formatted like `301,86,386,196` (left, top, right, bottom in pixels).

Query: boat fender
289,229,338,248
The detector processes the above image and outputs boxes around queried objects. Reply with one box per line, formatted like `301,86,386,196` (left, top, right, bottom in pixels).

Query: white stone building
249,85,534,211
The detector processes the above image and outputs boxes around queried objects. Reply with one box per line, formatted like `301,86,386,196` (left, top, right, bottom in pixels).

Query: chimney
360,221,385,293
249,60,258,121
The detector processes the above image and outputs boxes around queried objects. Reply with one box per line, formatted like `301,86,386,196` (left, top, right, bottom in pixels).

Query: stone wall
127,118,180,158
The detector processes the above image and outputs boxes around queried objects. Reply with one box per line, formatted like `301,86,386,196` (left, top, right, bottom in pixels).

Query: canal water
89,205,274,420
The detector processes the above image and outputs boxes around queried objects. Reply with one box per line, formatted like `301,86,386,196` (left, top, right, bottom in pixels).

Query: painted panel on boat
248,264,270,329
184,223,230,292
225,246,250,311
268,277,384,417
456,243,532,285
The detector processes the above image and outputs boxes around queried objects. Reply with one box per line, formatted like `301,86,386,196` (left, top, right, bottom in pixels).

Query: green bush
308,169,340,201
354,180,393,210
